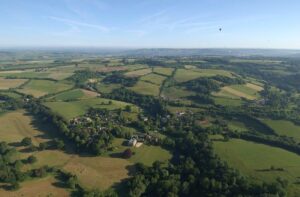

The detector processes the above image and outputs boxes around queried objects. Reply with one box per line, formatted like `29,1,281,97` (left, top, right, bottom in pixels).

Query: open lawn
140,73,166,85
17,79,73,97
261,119,300,142
0,78,27,89
213,138,300,196
153,67,174,76
128,81,160,96
125,68,152,77
0,176,69,197
44,98,139,120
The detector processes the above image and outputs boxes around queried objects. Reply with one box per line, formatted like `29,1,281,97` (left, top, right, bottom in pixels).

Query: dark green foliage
27,155,37,164
102,73,138,87
21,137,32,146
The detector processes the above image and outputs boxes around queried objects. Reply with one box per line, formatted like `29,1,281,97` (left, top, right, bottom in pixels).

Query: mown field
0,77,27,89
174,68,233,82
213,138,300,196
45,97,140,120
128,81,160,96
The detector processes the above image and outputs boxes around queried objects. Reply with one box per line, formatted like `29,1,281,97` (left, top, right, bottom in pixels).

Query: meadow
128,81,160,96
0,77,27,89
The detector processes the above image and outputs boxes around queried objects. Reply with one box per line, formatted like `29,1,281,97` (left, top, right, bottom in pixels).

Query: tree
21,137,32,146
39,142,48,150
27,155,37,164
122,148,132,159
125,105,132,112
67,176,78,189
53,139,65,150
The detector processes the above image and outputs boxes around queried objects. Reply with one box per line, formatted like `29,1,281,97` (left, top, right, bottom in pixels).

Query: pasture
174,68,233,82
44,98,139,120
17,79,73,97
213,138,300,195
261,119,300,142
47,88,98,101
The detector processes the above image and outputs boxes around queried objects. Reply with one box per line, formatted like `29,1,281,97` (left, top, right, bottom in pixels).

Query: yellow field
0,110,52,145
0,177,69,197
0,78,27,89
245,83,264,91
222,86,256,100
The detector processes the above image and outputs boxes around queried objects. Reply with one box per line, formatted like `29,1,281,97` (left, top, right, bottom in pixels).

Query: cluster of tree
0,141,53,191
0,94,24,111
102,73,138,87
104,88,168,117
68,70,106,85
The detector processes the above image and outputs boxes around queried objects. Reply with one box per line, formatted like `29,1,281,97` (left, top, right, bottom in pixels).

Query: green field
129,81,160,96
17,79,73,97
140,73,166,85
213,138,300,196
45,98,140,120
213,97,243,107
261,119,300,141
125,68,152,77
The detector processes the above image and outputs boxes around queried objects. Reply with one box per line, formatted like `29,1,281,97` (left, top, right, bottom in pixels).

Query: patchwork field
129,81,160,96
47,88,98,101
17,79,73,97
0,77,27,89
213,139,300,196
45,98,140,120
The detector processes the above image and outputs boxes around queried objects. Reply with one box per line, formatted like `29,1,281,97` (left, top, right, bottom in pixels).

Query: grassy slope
213,139,300,196
128,81,160,96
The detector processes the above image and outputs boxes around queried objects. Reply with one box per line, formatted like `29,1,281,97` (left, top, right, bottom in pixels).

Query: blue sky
0,0,299,48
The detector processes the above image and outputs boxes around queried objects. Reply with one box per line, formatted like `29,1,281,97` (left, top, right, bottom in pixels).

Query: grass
96,83,122,94
47,89,98,101
129,81,160,96
213,138,300,196
44,98,140,120
153,67,174,76
0,78,27,89
0,71,50,79
162,86,195,100
140,73,166,85
125,68,152,77
0,176,70,197
0,110,53,145
261,119,300,142
0,91,22,98
17,79,73,97
109,138,172,166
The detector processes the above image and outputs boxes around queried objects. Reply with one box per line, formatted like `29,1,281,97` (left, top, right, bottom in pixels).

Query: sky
0,0,299,49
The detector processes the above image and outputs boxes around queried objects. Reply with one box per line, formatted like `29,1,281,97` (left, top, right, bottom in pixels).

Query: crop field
45,98,139,120
261,119,300,142
153,67,174,76
213,97,243,106
17,79,73,97
125,68,152,77
213,139,300,195
162,86,195,100
0,77,27,89
140,73,166,85
129,80,160,96
0,71,50,79
96,83,122,93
